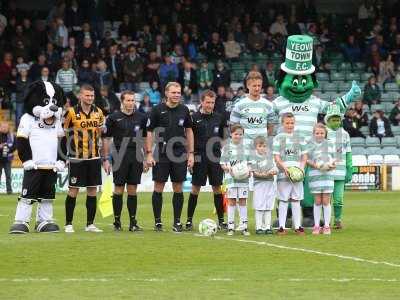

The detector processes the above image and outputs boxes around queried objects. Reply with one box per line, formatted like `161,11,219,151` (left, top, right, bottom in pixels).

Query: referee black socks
187,193,198,222
65,195,76,225
172,192,184,224
214,193,225,223
152,192,163,223
86,196,97,226
127,194,137,223
112,194,123,222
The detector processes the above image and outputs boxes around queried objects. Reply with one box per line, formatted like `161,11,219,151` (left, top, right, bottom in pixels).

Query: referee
102,90,148,231
63,84,105,233
146,82,194,232
185,90,228,230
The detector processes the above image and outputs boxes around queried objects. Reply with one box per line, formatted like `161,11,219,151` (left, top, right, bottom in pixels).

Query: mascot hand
23,160,36,171
344,81,362,103
54,160,65,172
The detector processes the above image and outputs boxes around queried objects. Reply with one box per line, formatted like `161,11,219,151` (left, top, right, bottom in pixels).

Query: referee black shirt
192,110,227,156
104,110,148,152
147,102,192,156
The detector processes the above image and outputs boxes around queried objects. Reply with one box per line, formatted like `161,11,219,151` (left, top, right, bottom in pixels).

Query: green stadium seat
322,82,338,93
370,104,385,112
396,136,400,146
316,72,330,82
384,83,399,92
391,125,400,136
366,136,380,147
380,93,393,102
381,137,397,147
362,105,370,113
366,147,381,155
319,93,331,102
352,147,368,155
338,82,351,92
380,147,400,156
360,126,370,136
360,72,374,82
351,137,366,147
345,72,361,82
330,71,346,81
230,62,246,70
384,102,394,113
338,62,352,72
353,62,366,72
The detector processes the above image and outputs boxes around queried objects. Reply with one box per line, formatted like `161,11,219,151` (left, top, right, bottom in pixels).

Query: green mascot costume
273,35,361,227
323,103,353,228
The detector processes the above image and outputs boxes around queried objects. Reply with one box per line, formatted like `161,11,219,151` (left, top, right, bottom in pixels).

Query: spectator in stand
99,31,116,51
366,43,382,76
55,59,77,95
78,59,96,86
212,60,231,90
171,44,184,65
106,44,123,92
122,45,144,92
95,60,113,91
29,53,49,81
139,93,153,115
68,37,78,55
262,61,278,87
358,0,375,32
144,51,161,84
206,32,225,62
198,60,213,91
55,17,68,50
65,0,84,38
77,22,96,46
45,42,60,73
214,85,228,116
223,32,241,62
159,53,179,88
118,34,132,56
343,109,366,138
136,37,148,59
378,54,395,86
353,100,369,127
363,75,381,107
269,14,288,36
370,109,393,140
182,33,197,61
95,85,119,116
389,98,400,125
0,121,16,194
77,37,98,64
146,81,162,105
390,33,400,65
313,45,330,73
118,14,136,40
0,53,13,91
179,60,197,103
287,15,301,35
15,67,31,126
265,85,276,102
342,35,362,63
234,22,246,49
248,23,265,53
149,34,168,60
40,66,51,82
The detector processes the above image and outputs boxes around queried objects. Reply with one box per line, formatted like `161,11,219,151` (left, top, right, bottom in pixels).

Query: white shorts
227,187,249,200
253,181,276,210
277,180,303,201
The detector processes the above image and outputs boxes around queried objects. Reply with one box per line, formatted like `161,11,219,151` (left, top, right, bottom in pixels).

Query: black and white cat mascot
9,80,66,234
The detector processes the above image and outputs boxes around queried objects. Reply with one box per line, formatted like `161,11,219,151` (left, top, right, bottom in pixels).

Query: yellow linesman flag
99,176,113,218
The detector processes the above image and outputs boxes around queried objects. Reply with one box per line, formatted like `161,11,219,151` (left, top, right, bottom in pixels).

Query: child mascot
273,35,361,227
9,80,66,234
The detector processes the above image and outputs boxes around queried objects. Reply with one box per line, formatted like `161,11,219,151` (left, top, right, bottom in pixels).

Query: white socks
278,201,288,228
323,204,331,227
227,204,236,229
314,203,322,227
255,210,263,230
291,201,301,230
36,201,54,223
15,200,33,223
264,210,272,230
255,210,272,230
239,205,247,228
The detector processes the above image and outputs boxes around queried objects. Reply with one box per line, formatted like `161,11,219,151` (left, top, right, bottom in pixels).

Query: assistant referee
102,90,149,232
146,82,194,232
185,90,228,230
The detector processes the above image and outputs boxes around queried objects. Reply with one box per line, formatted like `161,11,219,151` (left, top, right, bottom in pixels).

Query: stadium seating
330,71,346,82
352,147,368,155
345,72,361,82
351,137,366,147
368,154,384,164
384,83,399,93
370,104,385,112
353,154,368,166
365,136,380,147
384,155,400,165
381,137,397,147
366,147,381,155
316,73,329,82
391,126,400,135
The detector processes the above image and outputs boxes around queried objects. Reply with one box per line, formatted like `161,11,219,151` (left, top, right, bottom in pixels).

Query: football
231,162,250,180
198,219,218,236
287,166,305,182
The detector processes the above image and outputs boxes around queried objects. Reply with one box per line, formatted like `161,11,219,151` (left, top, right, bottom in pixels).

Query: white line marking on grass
213,236,400,268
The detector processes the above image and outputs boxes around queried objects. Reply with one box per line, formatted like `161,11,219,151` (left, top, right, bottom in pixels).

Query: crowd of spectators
1,0,400,137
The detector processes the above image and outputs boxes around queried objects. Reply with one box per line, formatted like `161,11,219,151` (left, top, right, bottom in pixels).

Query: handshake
23,160,66,172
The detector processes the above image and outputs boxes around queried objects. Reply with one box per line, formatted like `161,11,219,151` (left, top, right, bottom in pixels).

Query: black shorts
191,154,223,186
112,151,143,186
68,158,102,188
21,169,57,200
152,155,187,183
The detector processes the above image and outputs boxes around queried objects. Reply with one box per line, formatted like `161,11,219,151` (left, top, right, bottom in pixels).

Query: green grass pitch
0,191,400,299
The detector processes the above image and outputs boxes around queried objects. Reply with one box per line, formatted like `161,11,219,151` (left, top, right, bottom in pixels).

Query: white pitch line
213,236,400,268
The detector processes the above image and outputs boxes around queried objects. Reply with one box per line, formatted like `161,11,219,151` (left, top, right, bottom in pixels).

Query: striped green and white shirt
307,139,335,192
327,127,351,180
272,132,308,181
220,140,251,188
272,95,347,137
230,96,275,148
251,151,275,183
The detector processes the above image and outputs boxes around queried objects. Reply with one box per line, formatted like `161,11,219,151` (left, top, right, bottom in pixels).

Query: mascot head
24,81,65,125
276,35,318,103
325,102,343,131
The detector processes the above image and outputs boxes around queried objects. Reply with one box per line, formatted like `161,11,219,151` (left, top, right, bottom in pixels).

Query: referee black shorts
112,151,143,186
68,158,102,188
191,153,223,186
21,169,57,200
152,154,187,183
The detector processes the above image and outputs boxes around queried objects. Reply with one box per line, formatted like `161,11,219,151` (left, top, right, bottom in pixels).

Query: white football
231,162,250,180
198,219,218,236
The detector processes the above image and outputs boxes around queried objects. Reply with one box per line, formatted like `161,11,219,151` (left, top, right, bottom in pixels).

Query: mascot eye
301,78,307,85
44,98,50,105
52,99,57,105
292,79,299,86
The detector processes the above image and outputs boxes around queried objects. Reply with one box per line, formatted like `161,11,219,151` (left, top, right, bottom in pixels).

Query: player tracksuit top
191,110,226,156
